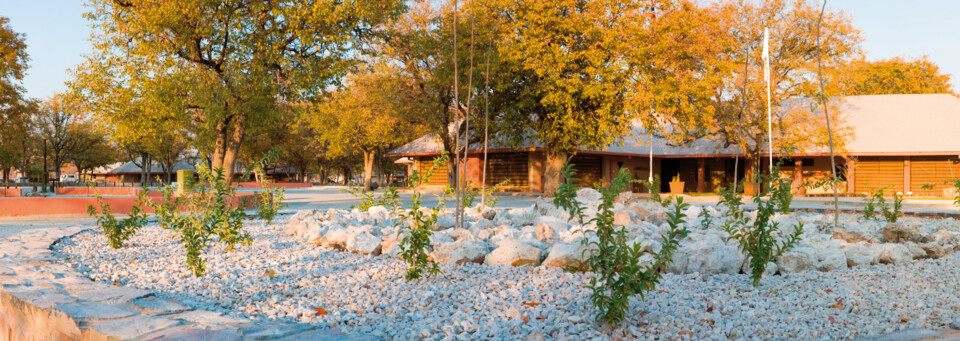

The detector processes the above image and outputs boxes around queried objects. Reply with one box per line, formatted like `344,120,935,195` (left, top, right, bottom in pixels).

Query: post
846,158,856,194
42,137,48,193
697,158,706,193
794,159,803,194
903,157,911,194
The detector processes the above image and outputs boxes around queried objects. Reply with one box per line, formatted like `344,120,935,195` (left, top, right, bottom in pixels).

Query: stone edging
0,227,371,340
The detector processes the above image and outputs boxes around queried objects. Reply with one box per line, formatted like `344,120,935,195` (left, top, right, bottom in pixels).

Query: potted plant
743,173,760,196
669,174,685,196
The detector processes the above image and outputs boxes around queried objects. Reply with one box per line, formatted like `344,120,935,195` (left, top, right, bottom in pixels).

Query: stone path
0,227,375,340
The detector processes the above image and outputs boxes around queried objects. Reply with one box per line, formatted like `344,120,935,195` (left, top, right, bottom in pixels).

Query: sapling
554,163,587,225
717,182,744,221
584,168,690,326
398,155,448,280
87,189,150,249
724,173,803,287
632,174,661,204
768,162,793,214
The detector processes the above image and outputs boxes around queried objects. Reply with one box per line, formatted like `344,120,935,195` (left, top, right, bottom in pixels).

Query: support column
847,158,856,194
794,159,803,194
697,158,706,193
904,156,911,194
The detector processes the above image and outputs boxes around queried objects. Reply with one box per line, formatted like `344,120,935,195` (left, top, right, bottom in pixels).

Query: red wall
235,182,312,189
0,188,21,197
56,187,144,196
0,192,260,217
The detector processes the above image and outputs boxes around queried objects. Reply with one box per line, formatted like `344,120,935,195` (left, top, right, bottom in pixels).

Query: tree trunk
363,150,375,191
543,150,569,196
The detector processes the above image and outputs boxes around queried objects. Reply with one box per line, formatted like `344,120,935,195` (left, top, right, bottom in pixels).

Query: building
385,94,960,196
88,158,299,184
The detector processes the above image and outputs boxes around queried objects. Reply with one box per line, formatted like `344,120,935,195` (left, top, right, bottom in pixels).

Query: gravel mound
54,215,960,340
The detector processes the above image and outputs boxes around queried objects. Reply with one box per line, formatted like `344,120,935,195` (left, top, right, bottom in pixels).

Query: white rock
814,247,847,271
542,242,595,268
843,244,882,267
878,243,913,264
683,244,744,274
575,188,602,204
346,232,382,255
777,247,817,273
431,239,491,265
484,239,543,266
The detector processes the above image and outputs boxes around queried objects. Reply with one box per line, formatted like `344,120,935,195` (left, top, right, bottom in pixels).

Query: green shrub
483,179,511,208
633,174,661,204
717,182,744,221
398,155,448,280
343,185,401,212
724,179,803,287
553,163,587,225
152,163,251,277
584,168,690,326
866,187,902,223
87,189,150,249
700,207,713,229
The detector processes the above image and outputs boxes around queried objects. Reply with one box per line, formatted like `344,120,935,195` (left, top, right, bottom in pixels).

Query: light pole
41,136,48,193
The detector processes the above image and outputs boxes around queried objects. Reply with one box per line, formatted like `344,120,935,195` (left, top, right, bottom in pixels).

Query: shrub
724,179,803,287
584,168,690,326
553,163,587,225
768,162,793,214
717,183,744,221
633,174,661,204
343,185,401,212
700,207,713,229
154,164,251,277
398,155,448,280
484,179,511,208
256,185,287,225
87,189,150,249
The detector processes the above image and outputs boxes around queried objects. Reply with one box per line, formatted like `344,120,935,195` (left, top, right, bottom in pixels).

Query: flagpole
764,27,773,173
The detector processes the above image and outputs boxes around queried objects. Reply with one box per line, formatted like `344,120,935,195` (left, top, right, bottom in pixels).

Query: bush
584,167,690,326
724,178,803,287
398,155,448,280
768,162,793,214
632,174,661,204
87,189,150,249
342,185,401,212
717,182,744,221
863,187,902,223
152,163,251,277
553,163,587,225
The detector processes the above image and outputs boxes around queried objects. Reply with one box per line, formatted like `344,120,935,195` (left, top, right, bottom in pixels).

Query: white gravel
52,213,960,340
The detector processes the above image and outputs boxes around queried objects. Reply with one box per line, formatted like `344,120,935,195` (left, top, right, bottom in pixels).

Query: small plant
484,179,511,208
922,179,960,207
768,162,793,214
862,193,877,220
398,155,448,280
343,185,402,212
584,168,690,326
256,185,287,225
553,163,587,225
700,207,713,229
724,175,803,287
717,182,744,221
633,174,661,203
869,187,902,223
671,173,681,183
444,181,481,208
87,189,150,249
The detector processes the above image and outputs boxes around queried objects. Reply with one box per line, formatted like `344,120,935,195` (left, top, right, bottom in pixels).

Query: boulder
882,223,928,243
843,245,882,267
814,248,847,271
435,215,456,231
575,188,602,204
345,232,382,255
534,224,557,241
284,219,307,237
481,208,497,220
832,230,877,244
368,206,390,218
878,243,913,264
921,242,947,259
431,239,491,265
381,235,401,257
613,210,633,226
684,244,744,274
322,228,351,250
542,242,596,268
683,205,703,219
484,239,543,266
903,242,927,259
777,247,817,273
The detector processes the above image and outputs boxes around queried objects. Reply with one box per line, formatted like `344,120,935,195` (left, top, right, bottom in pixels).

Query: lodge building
385,94,960,197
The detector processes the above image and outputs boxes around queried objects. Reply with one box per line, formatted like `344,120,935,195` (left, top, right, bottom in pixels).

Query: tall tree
837,56,955,96
72,0,405,175
0,16,31,187
709,0,861,180
36,95,80,181
309,70,425,190
68,121,118,182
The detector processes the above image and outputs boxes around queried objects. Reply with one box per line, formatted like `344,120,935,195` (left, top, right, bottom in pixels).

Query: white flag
762,27,770,84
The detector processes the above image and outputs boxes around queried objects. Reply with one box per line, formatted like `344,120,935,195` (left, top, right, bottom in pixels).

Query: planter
669,181,685,196
743,182,760,196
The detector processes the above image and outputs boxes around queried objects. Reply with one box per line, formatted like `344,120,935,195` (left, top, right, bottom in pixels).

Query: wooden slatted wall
485,153,529,188
571,155,603,188
417,157,448,186
854,157,903,194
911,156,960,196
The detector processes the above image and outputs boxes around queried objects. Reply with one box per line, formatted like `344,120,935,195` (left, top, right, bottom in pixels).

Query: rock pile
284,189,960,276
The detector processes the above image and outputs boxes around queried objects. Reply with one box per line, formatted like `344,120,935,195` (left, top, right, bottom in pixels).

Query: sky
1,0,959,100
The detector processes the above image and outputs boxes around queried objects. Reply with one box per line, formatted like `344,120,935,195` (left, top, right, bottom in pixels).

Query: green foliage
151,163,251,277
553,163,587,225
484,179,511,208
584,168,690,326
768,162,794,214
717,182,744,221
700,207,713,229
724,184,803,287
922,179,960,206
398,155,448,280
671,173,681,183
86,189,150,249
342,186,401,212
862,187,902,223
633,174,661,204
257,186,286,225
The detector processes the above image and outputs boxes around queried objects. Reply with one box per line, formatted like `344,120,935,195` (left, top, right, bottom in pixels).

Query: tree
0,16,31,187
309,70,425,190
709,0,861,180
494,0,646,194
36,94,80,181
837,56,955,96
69,122,118,182
72,0,405,176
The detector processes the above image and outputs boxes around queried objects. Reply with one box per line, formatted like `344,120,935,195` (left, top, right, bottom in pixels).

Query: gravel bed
53,218,960,340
